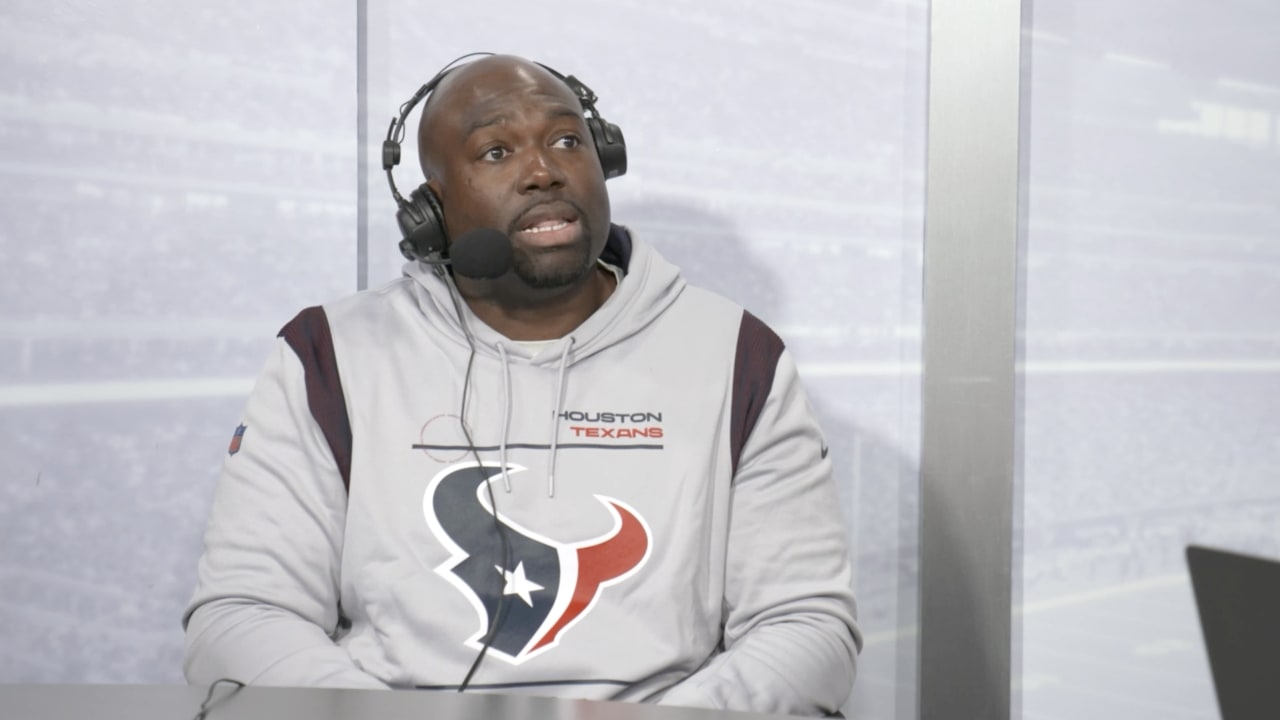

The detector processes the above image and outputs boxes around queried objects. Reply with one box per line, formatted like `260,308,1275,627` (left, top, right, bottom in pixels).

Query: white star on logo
494,561,545,607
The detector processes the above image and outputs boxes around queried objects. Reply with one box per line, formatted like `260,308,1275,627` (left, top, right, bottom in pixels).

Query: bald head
405,53,613,295
417,55,584,180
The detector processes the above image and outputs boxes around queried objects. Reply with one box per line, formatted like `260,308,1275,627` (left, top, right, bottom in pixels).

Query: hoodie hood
402,224,685,367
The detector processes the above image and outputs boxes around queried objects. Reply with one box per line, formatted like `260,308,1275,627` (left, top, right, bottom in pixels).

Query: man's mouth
522,219,572,234
511,204,581,247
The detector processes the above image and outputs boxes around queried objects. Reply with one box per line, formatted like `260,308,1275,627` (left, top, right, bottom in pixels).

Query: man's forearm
184,598,387,689
658,614,857,716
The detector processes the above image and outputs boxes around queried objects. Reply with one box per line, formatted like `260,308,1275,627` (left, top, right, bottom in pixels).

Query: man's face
422,59,611,290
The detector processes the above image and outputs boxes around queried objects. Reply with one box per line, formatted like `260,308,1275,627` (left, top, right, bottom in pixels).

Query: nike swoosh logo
820,444,829,459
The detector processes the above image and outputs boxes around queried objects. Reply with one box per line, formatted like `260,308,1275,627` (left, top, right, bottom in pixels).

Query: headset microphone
442,228,514,279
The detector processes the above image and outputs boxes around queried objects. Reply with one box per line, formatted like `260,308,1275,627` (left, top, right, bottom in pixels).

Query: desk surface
1,684,796,720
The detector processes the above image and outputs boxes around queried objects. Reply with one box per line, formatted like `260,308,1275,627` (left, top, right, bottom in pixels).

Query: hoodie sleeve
182,309,386,689
659,316,861,716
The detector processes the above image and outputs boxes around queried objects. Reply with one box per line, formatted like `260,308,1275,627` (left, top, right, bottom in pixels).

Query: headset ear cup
586,116,627,179
397,183,448,260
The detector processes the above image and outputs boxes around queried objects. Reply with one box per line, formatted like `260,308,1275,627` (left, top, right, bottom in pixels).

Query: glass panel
0,2,356,682
371,2,928,716
1021,1,1280,717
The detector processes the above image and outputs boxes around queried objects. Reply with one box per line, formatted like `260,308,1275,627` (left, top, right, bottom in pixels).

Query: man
183,54,860,717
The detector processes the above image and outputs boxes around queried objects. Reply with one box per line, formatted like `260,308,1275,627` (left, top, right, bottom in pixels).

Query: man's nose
519,148,566,192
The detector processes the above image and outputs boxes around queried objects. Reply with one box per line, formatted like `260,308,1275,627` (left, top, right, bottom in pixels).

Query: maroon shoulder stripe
730,310,785,476
279,306,353,492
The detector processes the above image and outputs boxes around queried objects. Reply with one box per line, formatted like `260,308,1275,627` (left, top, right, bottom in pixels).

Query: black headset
382,53,627,263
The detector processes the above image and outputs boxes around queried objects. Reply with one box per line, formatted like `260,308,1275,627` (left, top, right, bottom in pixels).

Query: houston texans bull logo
423,462,651,664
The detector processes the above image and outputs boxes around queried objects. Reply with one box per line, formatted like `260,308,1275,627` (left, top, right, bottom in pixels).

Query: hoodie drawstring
547,336,575,498
495,342,514,493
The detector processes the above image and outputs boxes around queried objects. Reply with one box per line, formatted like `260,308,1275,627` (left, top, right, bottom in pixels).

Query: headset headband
382,52,612,205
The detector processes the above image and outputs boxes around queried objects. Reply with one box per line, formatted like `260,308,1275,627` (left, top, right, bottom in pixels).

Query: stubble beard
510,223,596,290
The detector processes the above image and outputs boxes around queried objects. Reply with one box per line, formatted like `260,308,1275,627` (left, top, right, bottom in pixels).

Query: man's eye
482,147,509,161
554,135,581,149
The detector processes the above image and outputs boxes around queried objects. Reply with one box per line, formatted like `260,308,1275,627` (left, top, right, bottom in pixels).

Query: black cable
191,678,244,720
443,273,515,692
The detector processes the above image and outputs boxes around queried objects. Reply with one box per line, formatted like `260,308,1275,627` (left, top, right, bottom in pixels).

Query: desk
1,684,795,720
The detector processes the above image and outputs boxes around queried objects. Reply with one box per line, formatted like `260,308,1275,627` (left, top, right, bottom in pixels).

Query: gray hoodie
183,226,861,716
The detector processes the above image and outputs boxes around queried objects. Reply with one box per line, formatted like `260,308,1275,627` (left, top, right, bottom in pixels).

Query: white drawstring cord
496,342,513,492
546,336,575,497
